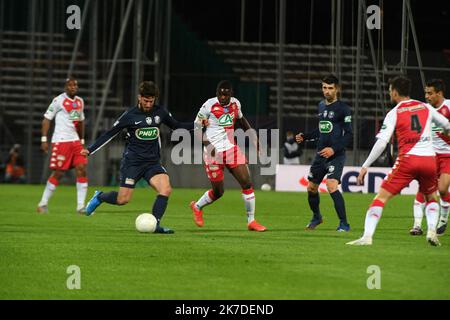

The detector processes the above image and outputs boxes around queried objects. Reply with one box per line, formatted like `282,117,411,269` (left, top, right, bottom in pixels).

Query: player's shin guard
425,200,439,231
152,195,169,225
362,199,384,238
307,191,322,221
38,176,59,207
99,191,118,204
330,190,348,225
413,193,426,228
439,194,450,223
76,177,88,210
242,188,256,224
195,189,218,210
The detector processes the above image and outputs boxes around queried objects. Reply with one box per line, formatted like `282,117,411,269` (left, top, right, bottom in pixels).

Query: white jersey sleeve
376,107,397,143
196,102,211,121
44,97,61,120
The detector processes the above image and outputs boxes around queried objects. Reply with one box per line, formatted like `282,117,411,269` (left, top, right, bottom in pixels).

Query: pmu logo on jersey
218,114,234,127
319,121,333,133
135,127,159,140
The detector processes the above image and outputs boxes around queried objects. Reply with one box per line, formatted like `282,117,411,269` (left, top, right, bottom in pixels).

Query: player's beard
139,103,154,113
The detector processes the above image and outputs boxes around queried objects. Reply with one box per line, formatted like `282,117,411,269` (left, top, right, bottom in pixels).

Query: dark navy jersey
304,100,353,156
88,104,194,164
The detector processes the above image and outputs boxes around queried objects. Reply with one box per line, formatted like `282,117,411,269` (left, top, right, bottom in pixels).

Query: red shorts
203,145,247,182
436,153,450,176
381,155,437,196
49,140,87,171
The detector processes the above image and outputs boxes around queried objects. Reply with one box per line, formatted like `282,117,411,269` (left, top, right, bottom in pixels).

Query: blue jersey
88,104,194,165
304,100,353,156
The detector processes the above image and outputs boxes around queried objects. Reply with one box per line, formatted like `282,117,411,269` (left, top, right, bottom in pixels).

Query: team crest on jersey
154,116,161,124
146,117,153,125
218,114,234,127
328,166,335,173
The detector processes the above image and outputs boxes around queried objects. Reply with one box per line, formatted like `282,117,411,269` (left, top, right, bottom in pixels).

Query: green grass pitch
1,184,449,299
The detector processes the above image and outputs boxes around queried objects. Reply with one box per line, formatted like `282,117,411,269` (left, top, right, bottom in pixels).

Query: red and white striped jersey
44,93,85,143
376,99,450,156
195,97,243,152
431,99,450,154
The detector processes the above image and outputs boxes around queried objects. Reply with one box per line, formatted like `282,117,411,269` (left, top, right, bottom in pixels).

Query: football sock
439,194,450,223
307,191,322,221
76,177,88,210
242,188,256,224
152,195,169,224
99,191,118,204
425,200,439,231
330,190,348,225
38,176,59,206
195,189,218,209
413,193,425,228
363,199,384,238
413,200,425,228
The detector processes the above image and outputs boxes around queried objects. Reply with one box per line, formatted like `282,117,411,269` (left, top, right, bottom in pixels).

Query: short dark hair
425,79,445,95
389,76,411,97
216,80,233,94
65,76,77,84
139,81,159,98
322,74,339,86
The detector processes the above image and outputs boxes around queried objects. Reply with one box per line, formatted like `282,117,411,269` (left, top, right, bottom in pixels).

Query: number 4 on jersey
410,114,422,134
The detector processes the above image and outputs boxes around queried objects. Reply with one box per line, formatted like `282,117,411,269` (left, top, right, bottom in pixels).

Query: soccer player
189,80,267,232
37,77,88,213
81,81,198,234
295,75,352,232
410,79,450,236
347,76,450,246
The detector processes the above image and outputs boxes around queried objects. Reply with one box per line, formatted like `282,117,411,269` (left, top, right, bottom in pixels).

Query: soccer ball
261,183,272,191
135,213,157,233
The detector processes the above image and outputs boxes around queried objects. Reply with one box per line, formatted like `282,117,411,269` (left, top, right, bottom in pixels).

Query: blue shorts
119,160,168,189
308,154,345,185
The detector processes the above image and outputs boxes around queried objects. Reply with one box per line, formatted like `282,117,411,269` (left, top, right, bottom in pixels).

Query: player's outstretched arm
163,110,200,130
302,128,320,142
86,111,130,156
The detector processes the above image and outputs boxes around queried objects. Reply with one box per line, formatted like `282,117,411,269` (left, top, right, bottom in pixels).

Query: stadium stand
208,40,389,120
0,31,123,144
